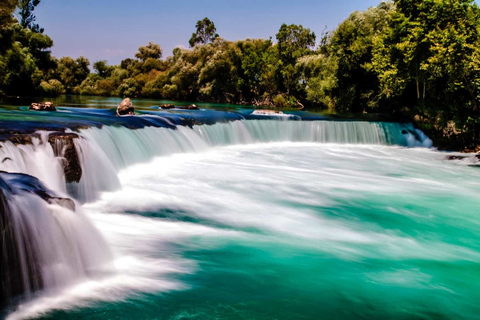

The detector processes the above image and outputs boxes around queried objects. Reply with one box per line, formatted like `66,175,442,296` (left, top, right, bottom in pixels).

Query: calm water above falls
6,141,480,320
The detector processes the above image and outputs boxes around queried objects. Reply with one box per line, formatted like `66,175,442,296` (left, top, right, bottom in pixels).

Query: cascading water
70,120,432,202
0,121,432,202
0,118,437,319
0,172,112,308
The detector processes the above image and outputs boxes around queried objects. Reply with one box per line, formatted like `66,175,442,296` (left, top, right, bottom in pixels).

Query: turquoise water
6,142,480,320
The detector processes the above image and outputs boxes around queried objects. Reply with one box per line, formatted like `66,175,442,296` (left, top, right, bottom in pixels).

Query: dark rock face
0,181,36,307
48,133,82,183
116,98,135,116
29,102,56,111
0,172,76,306
179,104,199,110
160,104,175,109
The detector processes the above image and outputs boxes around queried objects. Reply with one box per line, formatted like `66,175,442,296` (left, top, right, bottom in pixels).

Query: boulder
179,104,199,110
48,132,82,183
29,102,56,111
160,104,175,109
116,98,135,116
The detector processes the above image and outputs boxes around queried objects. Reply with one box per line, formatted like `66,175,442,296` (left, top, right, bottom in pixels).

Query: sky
34,0,383,65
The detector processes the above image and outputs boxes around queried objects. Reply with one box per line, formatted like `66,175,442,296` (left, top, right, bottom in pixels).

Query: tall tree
93,60,114,78
275,23,316,95
18,0,43,33
0,0,18,52
327,2,394,113
57,56,90,93
189,17,219,47
135,42,162,61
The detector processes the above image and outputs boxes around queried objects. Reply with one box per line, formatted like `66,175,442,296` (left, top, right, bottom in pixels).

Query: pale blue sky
35,0,386,65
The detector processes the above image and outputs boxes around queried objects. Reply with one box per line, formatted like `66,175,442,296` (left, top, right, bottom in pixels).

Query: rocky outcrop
179,104,199,110
160,104,175,109
116,98,135,115
48,133,82,183
29,102,56,111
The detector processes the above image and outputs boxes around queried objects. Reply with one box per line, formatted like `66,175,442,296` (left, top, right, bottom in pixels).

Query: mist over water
2,120,478,320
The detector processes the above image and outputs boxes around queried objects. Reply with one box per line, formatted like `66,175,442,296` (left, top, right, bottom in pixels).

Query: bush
40,79,64,96
272,94,297,108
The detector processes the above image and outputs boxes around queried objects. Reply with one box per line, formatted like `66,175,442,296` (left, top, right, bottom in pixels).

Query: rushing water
1,112,479,320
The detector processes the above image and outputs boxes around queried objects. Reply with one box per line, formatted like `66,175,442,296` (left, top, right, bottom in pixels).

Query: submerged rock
29,102,56,111
160,104,175,109
179,104,199,110
445,153,480,165
116,98,135,116
446,155,470,161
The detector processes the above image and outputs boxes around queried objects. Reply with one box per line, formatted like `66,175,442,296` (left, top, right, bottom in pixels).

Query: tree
327,2,394,112
0,0,18,52
18,0,43,33
189,17,219,47
276,23,316,65
371,0,480,147
57,56,90,93
275,23,316,96
93,60,114,78
135,42,162,62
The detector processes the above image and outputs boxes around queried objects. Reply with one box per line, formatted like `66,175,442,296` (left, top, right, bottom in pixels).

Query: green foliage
327,2,394,112
117,78,140,97
40,78,64,96
18,0,43,33
3,0,480,148
0,0,18,53
93,60,114,78
371,0,480,145
276,24,316,95
276,23,316,65
272,94,297,108
135,42,162,62
189,17,219,47
57,56,90,93
298,54,337,109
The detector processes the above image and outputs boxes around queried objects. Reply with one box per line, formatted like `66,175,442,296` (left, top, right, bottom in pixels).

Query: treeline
1,0,480,148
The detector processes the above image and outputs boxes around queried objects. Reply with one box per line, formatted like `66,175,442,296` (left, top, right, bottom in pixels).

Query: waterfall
0,172,112,307
0,118,431,309
0,120,432,203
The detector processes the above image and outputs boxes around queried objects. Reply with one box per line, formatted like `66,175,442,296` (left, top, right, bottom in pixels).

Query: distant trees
189,17,219,47
3,0,480,147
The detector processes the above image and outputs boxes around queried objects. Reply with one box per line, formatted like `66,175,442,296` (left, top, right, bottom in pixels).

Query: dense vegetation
1,0,480,149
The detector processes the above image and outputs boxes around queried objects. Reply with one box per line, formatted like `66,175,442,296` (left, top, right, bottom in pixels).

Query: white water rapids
5,119,469,320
